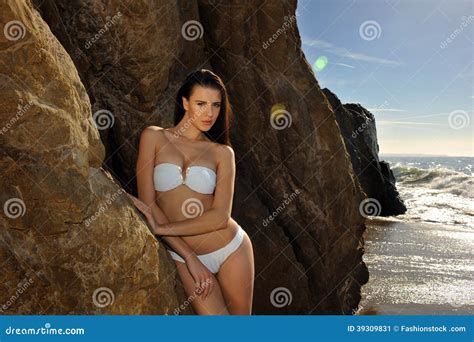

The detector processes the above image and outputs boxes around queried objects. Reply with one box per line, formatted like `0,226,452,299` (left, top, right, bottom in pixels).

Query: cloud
332,62,355,68
367,108,406,112
302,38,403,66
378,121,445,126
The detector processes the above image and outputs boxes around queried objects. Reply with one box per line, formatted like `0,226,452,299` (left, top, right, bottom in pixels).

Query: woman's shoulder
140,125,166,142
142,125,164,133
214,143,235,161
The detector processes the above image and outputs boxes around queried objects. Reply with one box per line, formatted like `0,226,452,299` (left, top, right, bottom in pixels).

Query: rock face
0,0,184,314
322,88,407,216
1,0,371,314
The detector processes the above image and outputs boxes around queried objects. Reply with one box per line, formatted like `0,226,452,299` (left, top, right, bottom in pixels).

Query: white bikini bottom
166,225,245,274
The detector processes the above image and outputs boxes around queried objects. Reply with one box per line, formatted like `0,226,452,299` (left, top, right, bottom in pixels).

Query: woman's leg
216,233,255,314
174,260,230,315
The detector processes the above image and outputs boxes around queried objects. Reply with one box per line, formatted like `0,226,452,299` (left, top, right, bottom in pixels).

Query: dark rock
323,88,407,216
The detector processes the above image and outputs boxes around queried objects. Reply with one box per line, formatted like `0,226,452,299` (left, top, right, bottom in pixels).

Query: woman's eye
214,103,221,108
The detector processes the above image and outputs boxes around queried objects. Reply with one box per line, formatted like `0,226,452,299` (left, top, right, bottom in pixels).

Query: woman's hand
127,193,157,234
185,254,214,299
127,193,213,297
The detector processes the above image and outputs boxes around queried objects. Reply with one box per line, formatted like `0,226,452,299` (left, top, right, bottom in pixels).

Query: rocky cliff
0,0,185,314
323,88,406,216
1,0,369,314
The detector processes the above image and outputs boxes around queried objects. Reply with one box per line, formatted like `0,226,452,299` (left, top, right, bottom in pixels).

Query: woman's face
182,86,222,132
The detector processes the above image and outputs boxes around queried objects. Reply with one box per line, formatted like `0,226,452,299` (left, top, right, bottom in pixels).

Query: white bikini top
154,162,217,194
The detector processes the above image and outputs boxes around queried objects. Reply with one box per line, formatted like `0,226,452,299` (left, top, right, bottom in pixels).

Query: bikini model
153,162,245,274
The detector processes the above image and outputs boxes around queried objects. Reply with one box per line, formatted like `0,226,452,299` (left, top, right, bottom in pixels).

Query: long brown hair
174,69,233,146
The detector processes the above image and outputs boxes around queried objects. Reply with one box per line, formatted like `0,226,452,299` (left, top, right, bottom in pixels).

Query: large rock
323,88,407,216
34,0,203,188
31,0,369,314
0,0,183,314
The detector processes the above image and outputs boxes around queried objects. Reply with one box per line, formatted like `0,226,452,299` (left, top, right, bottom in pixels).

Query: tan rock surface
0,0,184,314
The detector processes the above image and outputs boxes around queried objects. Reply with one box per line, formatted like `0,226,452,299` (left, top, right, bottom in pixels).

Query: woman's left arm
156,145,235,236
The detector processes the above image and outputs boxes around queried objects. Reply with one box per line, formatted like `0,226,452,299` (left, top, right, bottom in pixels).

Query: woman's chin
200,125,212,132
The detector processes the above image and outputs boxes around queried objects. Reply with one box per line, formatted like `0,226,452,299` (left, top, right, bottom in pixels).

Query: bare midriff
155,187,239,255
153,128,239,255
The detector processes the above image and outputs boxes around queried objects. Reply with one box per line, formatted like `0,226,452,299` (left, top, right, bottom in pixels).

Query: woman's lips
202,120,212,125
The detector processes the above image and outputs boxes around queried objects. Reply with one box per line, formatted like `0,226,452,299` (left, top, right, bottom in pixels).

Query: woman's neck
170,123,205,142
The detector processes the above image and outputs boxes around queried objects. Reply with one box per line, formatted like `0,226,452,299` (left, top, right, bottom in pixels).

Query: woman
129,69,254,315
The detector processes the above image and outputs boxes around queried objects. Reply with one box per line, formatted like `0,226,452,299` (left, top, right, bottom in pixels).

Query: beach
359,217,473,315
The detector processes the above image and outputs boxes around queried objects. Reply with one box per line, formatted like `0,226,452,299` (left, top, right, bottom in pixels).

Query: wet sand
359,217,474,315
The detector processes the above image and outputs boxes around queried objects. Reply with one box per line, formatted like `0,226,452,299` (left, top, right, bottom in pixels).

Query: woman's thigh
216,233,255,314
174,260,229,315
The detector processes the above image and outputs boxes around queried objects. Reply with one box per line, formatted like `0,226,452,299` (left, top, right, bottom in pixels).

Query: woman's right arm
136,126,196,261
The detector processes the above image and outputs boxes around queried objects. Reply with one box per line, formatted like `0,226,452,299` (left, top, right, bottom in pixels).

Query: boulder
0,0,184,314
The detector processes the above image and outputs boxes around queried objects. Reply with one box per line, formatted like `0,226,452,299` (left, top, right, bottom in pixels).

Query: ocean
359,154,474,315
384,154,473,228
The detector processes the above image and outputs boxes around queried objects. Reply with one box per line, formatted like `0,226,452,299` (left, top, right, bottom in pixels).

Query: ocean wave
391,164,473,198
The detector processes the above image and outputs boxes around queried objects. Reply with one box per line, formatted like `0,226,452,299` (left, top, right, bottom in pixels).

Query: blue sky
297,0,473,156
